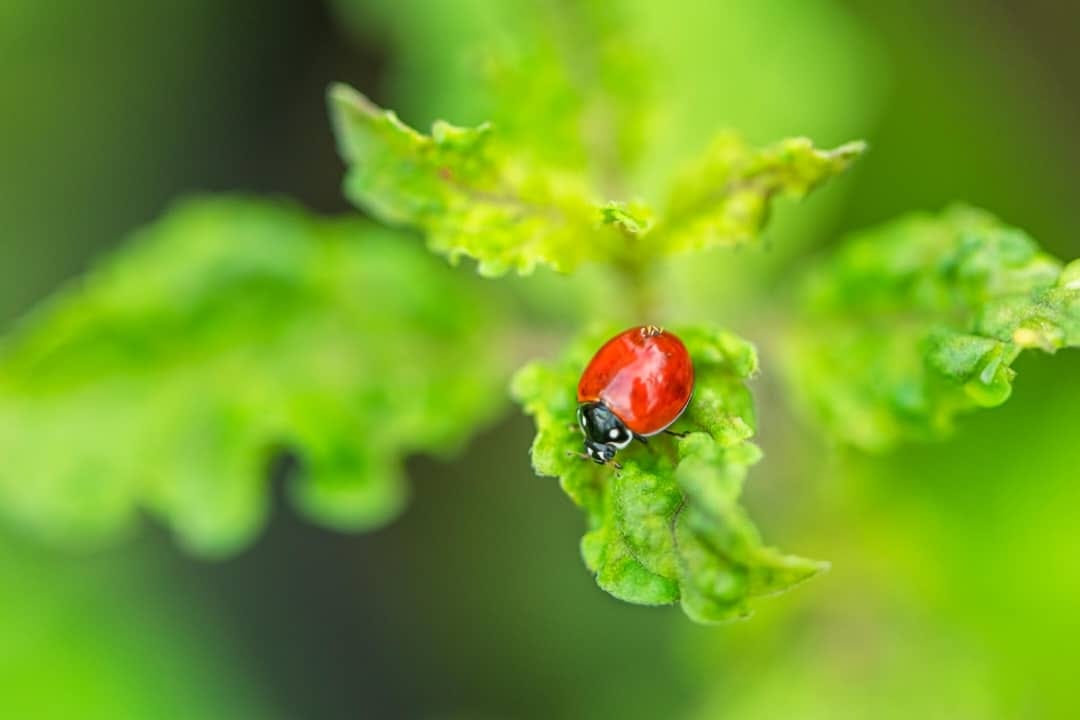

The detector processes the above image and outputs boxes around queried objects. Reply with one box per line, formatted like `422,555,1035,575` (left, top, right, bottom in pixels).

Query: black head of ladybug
577,402,633,465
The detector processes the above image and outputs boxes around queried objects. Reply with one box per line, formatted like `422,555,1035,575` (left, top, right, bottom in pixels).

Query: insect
574,325,694,466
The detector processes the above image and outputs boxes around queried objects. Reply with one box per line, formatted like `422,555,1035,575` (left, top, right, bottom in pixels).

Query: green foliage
480,0,654,183
656,135,866,255
331,0,884,196
329,59,859,620
16,0,1063,636
512,327,825,623
0,197,508,554
331,0,654,183
330,85,864,277
600,201,653,237
787,206,1080,450
330,83,601,276
323,7,865,624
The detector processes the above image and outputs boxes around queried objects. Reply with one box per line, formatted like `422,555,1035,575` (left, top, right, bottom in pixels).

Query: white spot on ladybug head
609,428,620,439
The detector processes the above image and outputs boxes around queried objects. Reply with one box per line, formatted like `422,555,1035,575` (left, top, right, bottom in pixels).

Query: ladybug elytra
575,325,694,466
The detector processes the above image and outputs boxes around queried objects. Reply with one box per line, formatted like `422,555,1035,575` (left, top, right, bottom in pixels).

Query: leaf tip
830,139,869,161
327,82,376,114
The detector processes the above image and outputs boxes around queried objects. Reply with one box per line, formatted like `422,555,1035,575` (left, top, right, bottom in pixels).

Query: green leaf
600,201,653,237
511,326,825,623
0,197,509,554
332,0,655,186
479,0,657,188
329,84,605,276
330,85,865,278
786,205,1080,450
652,134,866,255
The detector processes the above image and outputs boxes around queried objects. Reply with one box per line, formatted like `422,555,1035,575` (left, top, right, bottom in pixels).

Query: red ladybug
575,325,694,465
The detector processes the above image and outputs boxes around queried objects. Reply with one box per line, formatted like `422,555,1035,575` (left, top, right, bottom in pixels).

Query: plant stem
613,253,659,323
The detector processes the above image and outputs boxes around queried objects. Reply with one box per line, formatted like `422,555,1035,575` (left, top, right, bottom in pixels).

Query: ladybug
575,325,694,466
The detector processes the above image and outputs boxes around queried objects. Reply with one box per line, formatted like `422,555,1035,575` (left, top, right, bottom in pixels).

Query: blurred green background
3,0,1079,717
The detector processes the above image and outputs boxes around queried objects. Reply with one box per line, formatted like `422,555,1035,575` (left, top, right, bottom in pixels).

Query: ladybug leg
565,450,622,473
635,434,649,446
663,429,689,438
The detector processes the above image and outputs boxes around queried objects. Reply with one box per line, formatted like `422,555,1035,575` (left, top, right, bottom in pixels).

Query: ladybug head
577,402,633,465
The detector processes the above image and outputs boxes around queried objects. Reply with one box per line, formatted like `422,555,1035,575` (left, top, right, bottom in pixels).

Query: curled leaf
511,326,825,623
787,205,1080,450
329,84,604,276
653,134,866,255
0,197,509,554
330,85,866,277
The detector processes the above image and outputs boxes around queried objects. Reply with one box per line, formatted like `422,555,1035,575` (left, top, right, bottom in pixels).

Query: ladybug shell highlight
577,326,694,437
